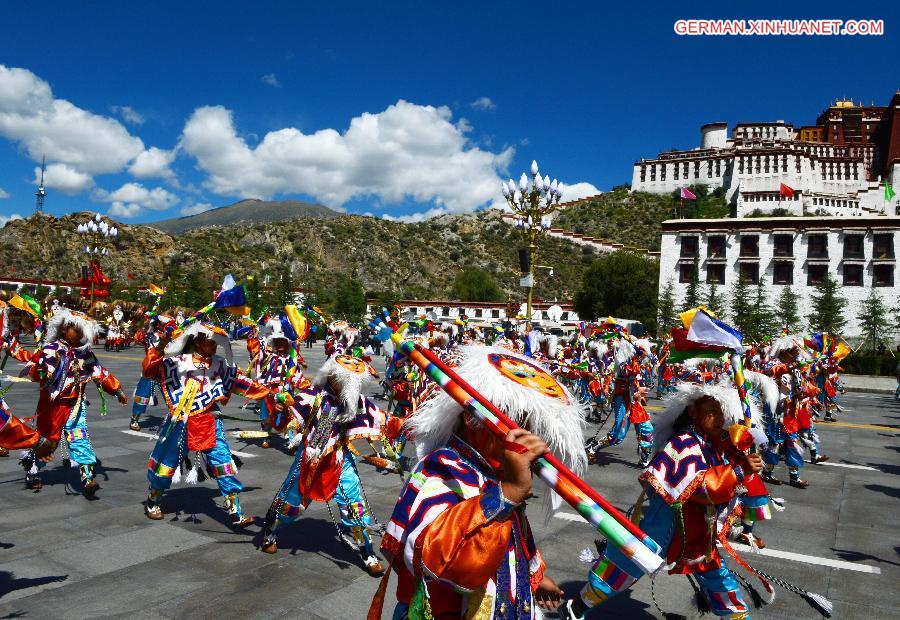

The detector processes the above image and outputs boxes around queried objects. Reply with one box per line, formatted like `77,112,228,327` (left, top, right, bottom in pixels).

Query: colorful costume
20,309,125,496
261,354,387,576
376,345,587,619
143,322,270,525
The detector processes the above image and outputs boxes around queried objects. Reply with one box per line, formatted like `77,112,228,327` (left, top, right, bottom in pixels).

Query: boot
260,509,278,553
146,490,165,520
225,493,253,528
761,469,781,485
129,415,141,431
812,454,830,464
363,554,385,576
0,446,9,457
25,473,43,490
638,446,652,468
80,465,99,498
788,471,808,489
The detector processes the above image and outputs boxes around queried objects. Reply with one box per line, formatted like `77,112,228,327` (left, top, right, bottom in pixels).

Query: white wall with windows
659,217,900,339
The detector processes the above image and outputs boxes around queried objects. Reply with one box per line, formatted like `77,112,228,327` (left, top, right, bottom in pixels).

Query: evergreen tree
656,279,678,337
808,274,847,334
775,287,801,332
452,267,504,302
857,288,891,351
274,266,296,308
573,251,659,334
705,282,724,317
749,281,777,340
246,274,263,315
682,256,701,310
331,275,367,321
728,276,753,335
181,268,210,310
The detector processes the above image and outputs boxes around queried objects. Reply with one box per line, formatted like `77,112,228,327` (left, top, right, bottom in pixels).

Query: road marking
818,420,900,433
818,461,879,471
647,405,664,411
554,512,881,574
120,429,256,458
727,543,881,575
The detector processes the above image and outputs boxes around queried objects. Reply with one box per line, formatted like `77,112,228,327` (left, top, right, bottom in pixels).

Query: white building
632,95,900,217
659,217,900,340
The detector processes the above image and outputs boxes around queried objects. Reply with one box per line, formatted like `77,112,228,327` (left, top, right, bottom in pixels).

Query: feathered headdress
407,345,587,477
164,322,233,364
314,354,377,423
44,308,98,346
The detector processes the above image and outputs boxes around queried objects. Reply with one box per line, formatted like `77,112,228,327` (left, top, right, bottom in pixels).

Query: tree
775,287,801,332
857,288,892,351
705,282,724,317
573,251,659,334
452,267,504,302
330,274,367,322
728,276,753,335
682,256,702,310
808,274,847,334
273,266,296,307
657,279,678,337
181,268,210,311
246,274,263,315
748,281,776,341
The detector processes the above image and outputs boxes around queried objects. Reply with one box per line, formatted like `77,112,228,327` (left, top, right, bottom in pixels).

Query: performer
260,354,387,576
129,313,172,431
566,382,770,620
19,308,128,496
142,322,270,526
587,338,654,466
246,314,309,448
761,337,810,488
375,346,587,618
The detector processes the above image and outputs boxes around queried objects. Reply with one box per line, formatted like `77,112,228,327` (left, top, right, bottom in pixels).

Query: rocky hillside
0,210,600,301
554,186,731,251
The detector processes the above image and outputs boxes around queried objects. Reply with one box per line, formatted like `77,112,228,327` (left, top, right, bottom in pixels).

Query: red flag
779,183,795,198
680,187,697,200
127,273,134,279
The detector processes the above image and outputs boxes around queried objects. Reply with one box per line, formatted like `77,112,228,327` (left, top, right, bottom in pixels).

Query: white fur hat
165,322,233,364
260,316,291,343
314,354,377,423
651,380,767,458
45,308,98,346
407,345,587,477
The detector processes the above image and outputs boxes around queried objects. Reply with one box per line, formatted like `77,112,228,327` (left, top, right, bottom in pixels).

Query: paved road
0,343,897,619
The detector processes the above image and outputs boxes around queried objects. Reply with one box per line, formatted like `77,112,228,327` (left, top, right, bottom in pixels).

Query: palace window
773,234,793,257
738,158,744,174
773,262,793,285
873,233,894,259
843,264,863,286
680,236,699,258
707,235,726,258
807,264,827,285
640,165,646,182
678,263,695,283
739,235,759,257
807,234,828,259
873,264,895,287
739,262,759,284
661,164,666,181
694,161,700,177
706,264,725,284
843,234,865,260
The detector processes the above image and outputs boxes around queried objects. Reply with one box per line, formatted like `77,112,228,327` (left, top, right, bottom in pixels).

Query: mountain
0,210,603,302
149,199,341,234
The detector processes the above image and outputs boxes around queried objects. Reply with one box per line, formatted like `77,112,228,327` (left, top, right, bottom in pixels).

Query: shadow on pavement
830,547,900,568
0,571,68,599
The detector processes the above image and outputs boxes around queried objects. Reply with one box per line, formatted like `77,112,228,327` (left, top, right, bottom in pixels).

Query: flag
9,294,41,318
680,187,697,200
667,327,730,363
887,182,896,201
779,183,795,198
127,273,135,279
213,274,250,316
686,309,743,351
146,283,165,296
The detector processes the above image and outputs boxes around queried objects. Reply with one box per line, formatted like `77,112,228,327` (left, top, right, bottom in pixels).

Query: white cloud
180,202,214,216
128,146,176,179
35,163,95,194
96,182,179,218
471,96,496,111
179,100,514,217
261,73,282,88
559,182,602,203
0,65,145,176
111,105,144,125
0,187,8,199
0,212,22,226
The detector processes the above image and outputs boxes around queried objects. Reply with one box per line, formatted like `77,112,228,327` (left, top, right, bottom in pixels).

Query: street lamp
502,160,563,326
76,213,118,307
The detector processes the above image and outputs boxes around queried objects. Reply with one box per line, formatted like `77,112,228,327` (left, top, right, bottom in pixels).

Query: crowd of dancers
0,288,849,619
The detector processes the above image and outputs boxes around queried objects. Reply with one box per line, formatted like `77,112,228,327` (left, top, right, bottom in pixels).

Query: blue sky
0,1,896,224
